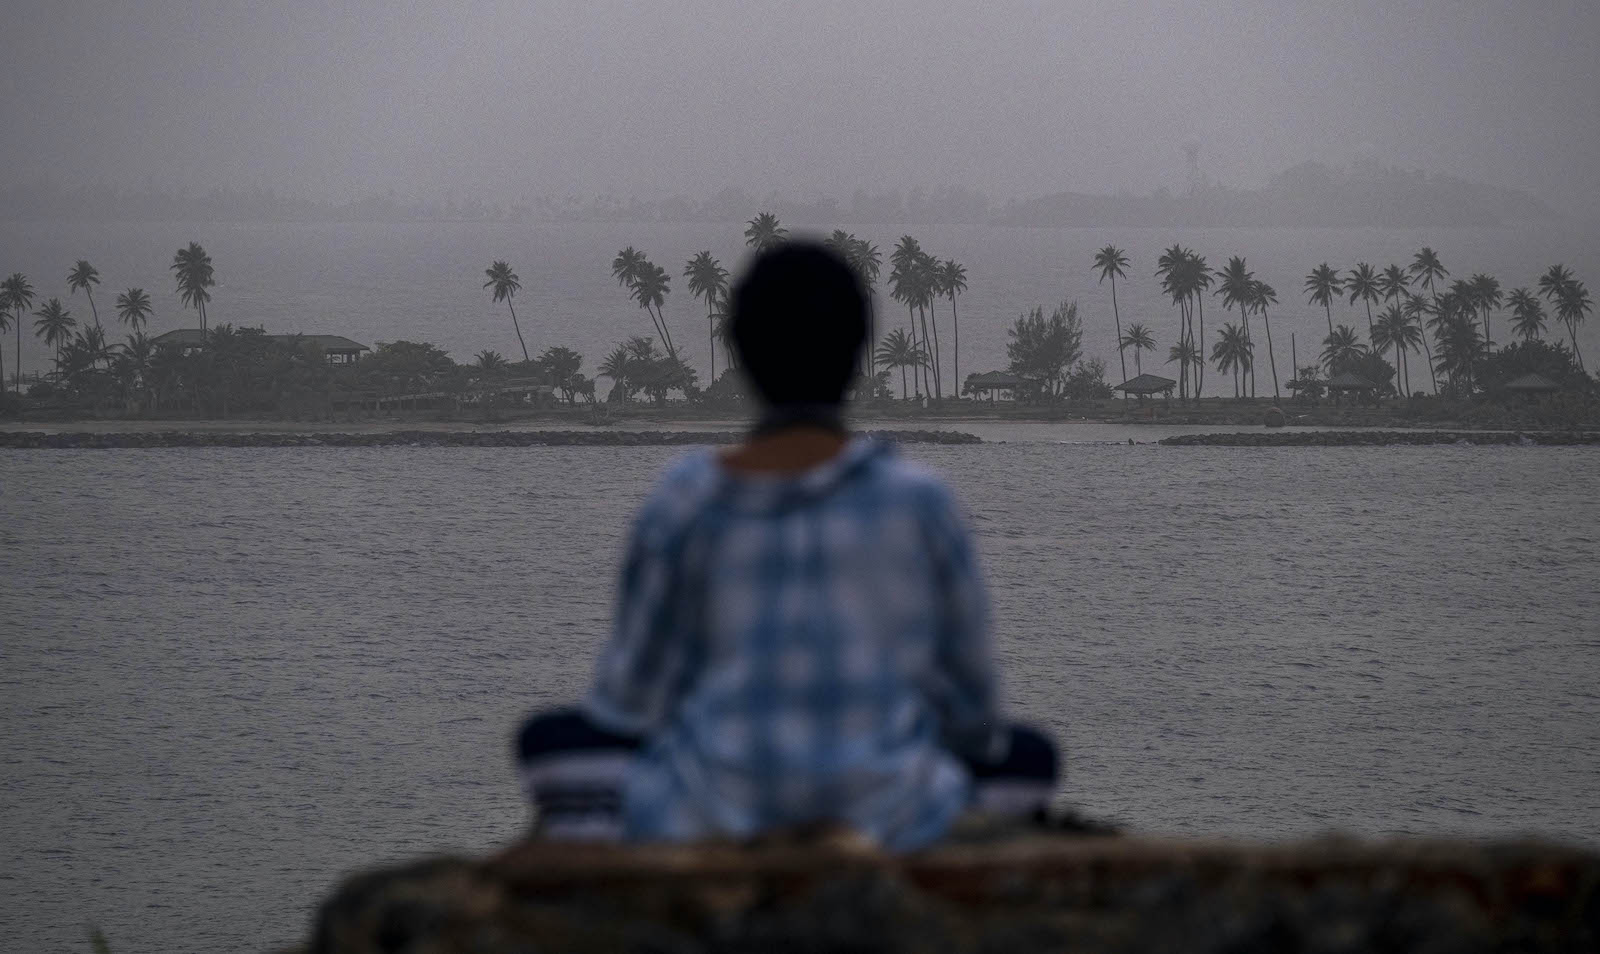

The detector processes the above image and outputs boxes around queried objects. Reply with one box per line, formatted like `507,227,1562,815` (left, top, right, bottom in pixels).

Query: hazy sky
4,0,1597,206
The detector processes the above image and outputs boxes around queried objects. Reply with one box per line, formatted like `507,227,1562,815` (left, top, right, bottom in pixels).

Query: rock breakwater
0,429,981,450
303,835,1599,953
1160,430,1600,447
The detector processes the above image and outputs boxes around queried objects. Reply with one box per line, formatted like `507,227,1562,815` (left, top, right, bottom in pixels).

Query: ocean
2,439,1598,951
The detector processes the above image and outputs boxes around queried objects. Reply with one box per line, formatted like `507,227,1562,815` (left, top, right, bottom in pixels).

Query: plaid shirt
583,438,999,851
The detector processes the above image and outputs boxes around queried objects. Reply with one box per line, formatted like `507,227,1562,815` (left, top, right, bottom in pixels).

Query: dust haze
3,0,1598,212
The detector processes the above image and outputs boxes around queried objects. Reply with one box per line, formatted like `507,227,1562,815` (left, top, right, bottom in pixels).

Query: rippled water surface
3,443,1599,952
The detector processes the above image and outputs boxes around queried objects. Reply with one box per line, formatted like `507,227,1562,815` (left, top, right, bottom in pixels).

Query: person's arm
921,484,1005,762
582,494,701,738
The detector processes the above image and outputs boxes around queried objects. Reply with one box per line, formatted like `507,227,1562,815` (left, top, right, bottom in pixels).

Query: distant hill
995,161,1557,228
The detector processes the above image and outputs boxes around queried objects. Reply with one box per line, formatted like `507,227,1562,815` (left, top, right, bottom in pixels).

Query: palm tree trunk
706,299,716,381
951,296,960,399
907,306,922,397
1195,295,1206,399
506,300,530,362
1364,301,1374,337
87,291,101,333
921,304,941,399
1263,310,1280,401
1238,305,1255,400
1569,322,1586,372
900,365,907,400
1324,302,1333,335
1111,275,1127,384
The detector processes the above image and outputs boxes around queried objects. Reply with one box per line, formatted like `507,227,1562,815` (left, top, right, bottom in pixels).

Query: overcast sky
3,0,1597,207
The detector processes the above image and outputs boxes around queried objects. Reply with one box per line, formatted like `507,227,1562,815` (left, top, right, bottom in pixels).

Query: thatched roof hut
1324,371,1379,392
1503,372,1562,393
1113,373,1177,395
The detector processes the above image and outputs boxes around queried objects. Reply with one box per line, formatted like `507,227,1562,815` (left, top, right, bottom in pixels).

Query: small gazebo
1503,372,1562,401
963,370,1025,402
1324,371,1380,406
1113,373,1177,404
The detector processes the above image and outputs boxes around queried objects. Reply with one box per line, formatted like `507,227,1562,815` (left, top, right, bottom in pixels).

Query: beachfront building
149,330,370,365
1324,371,1380,407
1502,373,1563,404
963,370,1025,402
1113,373,1177,405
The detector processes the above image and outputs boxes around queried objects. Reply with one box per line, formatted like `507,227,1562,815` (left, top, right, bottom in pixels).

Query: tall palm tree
1506,288,1545,342
1214,256,1256,397
67,260,103,332
33,298,76,371
1166,339,1201,393
849,237,882,374
888,236,929,398
115,288,153,332
170,242,214,333
873,327,925,399
630,262,676,358
684,251,729,379
743,212,787,252
1305,263,1343,335
1119,323,1155,376
1470,273,1502,347
1554,281,1592,371
482,260,530,362
938,258,967,394
1403,294,1439,393
1209,322,1252,398
1157,245,1206,401
1408,249,1448,393
1,273,36,394
1370,305,1415,396
1093,245,1131,383
1249,280,1282,401
1347,262,1380,336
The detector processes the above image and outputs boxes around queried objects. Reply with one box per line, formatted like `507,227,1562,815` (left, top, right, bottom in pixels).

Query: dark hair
730,242,867,406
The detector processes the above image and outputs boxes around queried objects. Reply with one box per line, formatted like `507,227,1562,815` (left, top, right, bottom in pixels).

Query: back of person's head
731,242,867,406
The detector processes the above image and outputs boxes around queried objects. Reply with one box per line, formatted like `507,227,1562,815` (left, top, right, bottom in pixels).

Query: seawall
301,834,1599,953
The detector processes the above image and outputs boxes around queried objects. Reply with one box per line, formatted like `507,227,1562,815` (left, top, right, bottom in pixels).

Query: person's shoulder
632,450,722,545
858,443,962,513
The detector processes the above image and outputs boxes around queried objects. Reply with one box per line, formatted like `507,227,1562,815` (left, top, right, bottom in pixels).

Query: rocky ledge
0,428,981,449
1160,430,1600,447
302,834,1599,953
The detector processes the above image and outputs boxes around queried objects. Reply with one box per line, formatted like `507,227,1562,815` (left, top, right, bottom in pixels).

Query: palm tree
938,258,967,395
1376,264,1410,306
1249,280,1282,401
33,298,76,371
1166,339,1201,392
1506,288,1545,342
1408,249,1448,393
1537,264,1574,306
1093,245,1131,383
1370,305,1415,396
1214,256,1256,398
1,273,36,395
1305,263,1343,335
67,260,103,332
117,331,156,411
744,212,787,252
1470,273,1502,347
1321,324,1365,374
1554,281,1592,371
1157,245,1206,401
482,260,530,362
684,251,729,379
849,237,883,375
1347,263,1380,336
1209,322,1252,397
475,350,508,374
115,288,153,332
1119,323,1155,376
170,242,214,333
598,344,632,399
612,247,647,289
629,262,675,358
888,236,929,398
873,327,925,399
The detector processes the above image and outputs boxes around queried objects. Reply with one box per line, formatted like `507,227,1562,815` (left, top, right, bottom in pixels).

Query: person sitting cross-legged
516,242,1057,850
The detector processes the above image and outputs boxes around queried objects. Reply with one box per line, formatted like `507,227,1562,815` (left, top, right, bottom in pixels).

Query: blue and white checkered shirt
583,438,999,851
